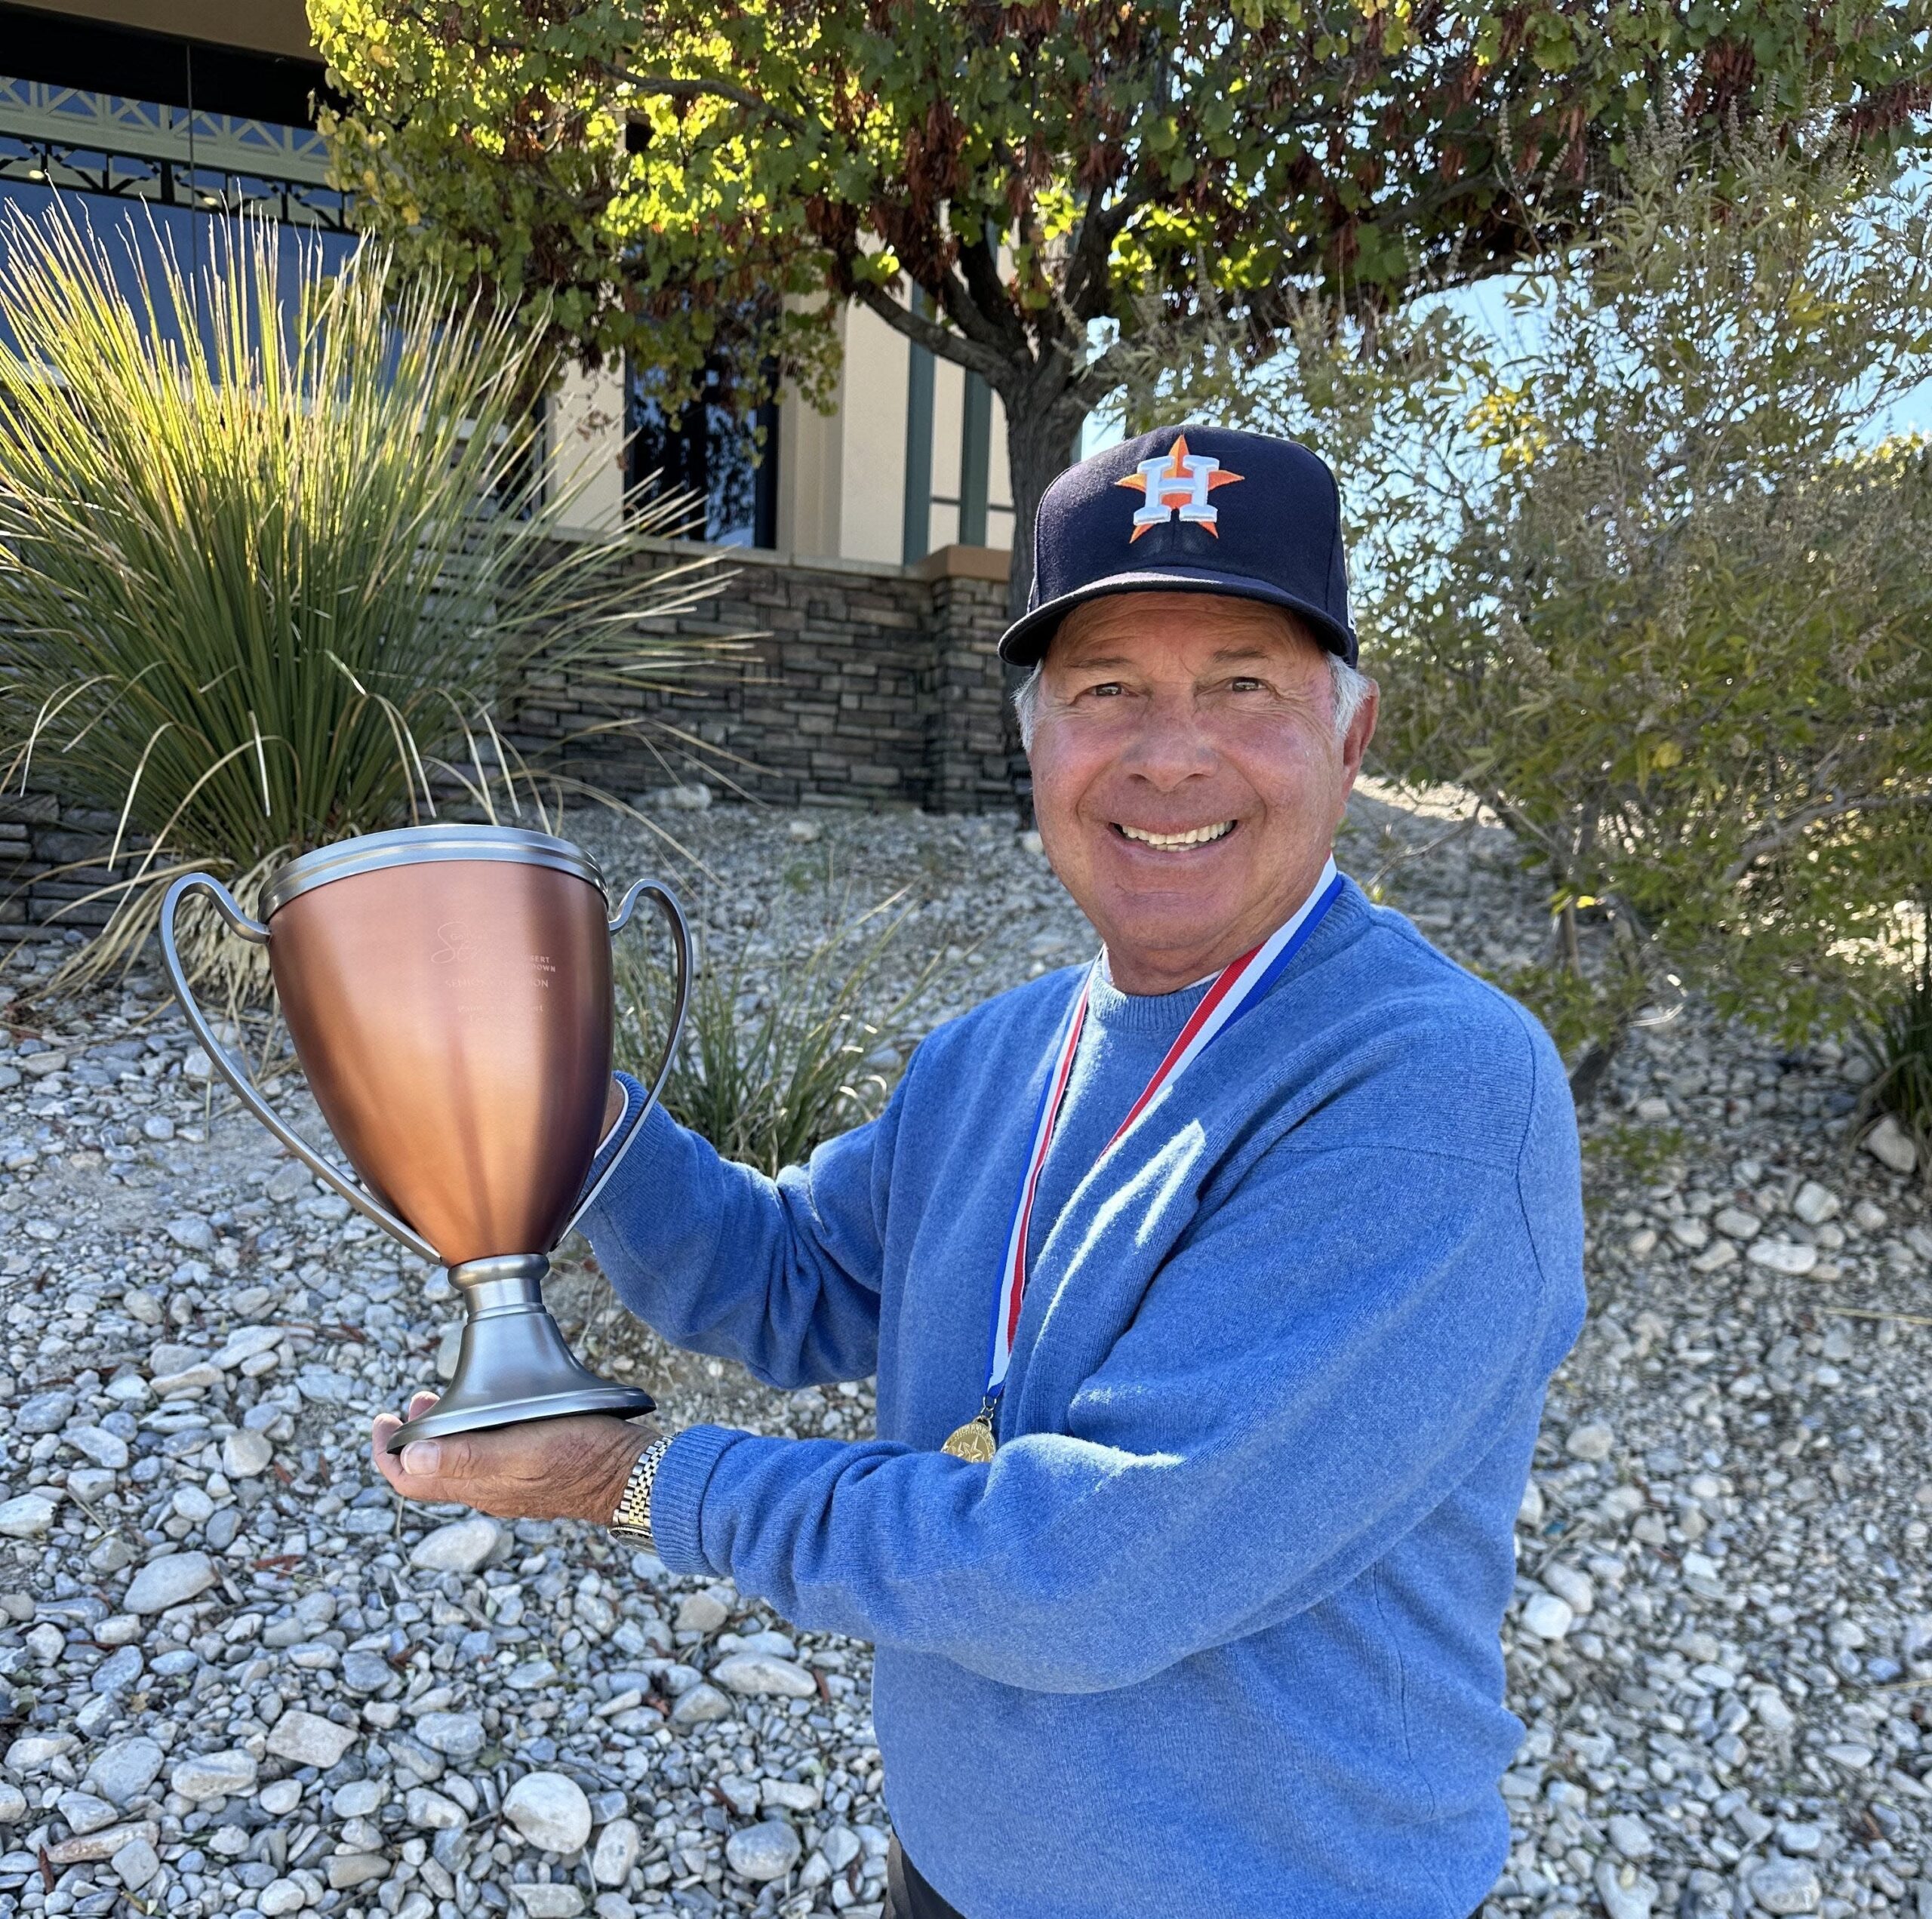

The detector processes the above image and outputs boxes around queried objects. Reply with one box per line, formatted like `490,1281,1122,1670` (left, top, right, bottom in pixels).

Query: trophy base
387,1253,656,1453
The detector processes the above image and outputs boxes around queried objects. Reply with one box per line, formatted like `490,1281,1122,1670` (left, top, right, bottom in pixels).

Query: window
626,353,780,549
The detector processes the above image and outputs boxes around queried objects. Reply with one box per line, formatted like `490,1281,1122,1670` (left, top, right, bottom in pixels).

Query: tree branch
849,282,1014,386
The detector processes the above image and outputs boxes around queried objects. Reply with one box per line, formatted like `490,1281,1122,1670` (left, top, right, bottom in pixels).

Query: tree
1150,121,1932,1090
313,0,1930,620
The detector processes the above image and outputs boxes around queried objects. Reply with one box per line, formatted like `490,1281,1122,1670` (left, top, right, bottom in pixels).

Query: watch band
611,1435,672,1548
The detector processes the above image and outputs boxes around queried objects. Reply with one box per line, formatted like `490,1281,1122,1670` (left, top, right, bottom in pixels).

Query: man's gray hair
1013,649,1374,752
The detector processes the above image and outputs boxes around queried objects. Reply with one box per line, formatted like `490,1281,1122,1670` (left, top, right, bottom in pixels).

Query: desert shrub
615,890,949,1174
0,205,732,991
1123,120,1932,1083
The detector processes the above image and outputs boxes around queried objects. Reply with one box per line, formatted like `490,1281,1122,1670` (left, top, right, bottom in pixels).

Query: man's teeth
1117,820,1235,850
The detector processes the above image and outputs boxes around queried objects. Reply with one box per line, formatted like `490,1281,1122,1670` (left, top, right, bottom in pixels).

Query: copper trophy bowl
158,825,689,1452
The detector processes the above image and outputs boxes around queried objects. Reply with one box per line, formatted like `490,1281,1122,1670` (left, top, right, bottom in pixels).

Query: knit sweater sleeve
643,1131,1579,1694
574,1072,908,1392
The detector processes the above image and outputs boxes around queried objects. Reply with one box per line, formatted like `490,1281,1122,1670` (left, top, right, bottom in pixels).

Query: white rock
165,1215,214,1252
1516,1480,1545,1528
820,1825,863,1871
112,1834,162,1891
1712,1207,1762,1241
1607,1813,1655,1859
1522,1592,1574,1641
676,1589,731,1635
1792,1180,1841,1225
0,1493,58,1539
408,1515,501,1575
712,1650,820,1698
265,1708,358,1769
405,1787,466,1830
1595,1857,1658,1919
592,1816,641,1885
761,1778,821,1813
8,1733,75,1770
1691,1240,1738,1272
258,1877,306,1917
85,1737,165,1807
169,1750,258,1802
1543,1564,1595,1616
221,1428,273,1478
515,1889,584,1918
503,1770,592,1854
65,1425,130,1469
1863,1115,1919,1175
1564,1422,1614,1462
1668,1216,1709,1250
726,1819,802,1882
415,1711,486,1759
257,1779,302,1816
211,1326,285,1370
1747,1238,1818,1276
124,1551,217,1613
668,1683,733,1728
1749,1856,1823,1914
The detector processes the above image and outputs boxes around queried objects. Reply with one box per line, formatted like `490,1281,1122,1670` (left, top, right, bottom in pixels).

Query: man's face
1026,592,1377,995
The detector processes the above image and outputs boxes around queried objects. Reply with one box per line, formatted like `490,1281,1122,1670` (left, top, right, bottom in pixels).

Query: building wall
509,537,1016,815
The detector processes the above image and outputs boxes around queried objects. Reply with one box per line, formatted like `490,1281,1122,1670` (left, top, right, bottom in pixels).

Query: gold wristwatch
611,1435,672,1549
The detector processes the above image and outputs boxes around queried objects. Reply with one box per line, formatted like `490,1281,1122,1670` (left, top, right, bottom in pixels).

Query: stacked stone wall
509,535,1016,813
2,537,1017,935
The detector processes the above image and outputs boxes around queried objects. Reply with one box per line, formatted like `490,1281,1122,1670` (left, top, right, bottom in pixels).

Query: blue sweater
581,877,1585,1919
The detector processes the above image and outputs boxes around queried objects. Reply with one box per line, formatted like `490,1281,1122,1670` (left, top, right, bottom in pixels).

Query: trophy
159,824,689,1453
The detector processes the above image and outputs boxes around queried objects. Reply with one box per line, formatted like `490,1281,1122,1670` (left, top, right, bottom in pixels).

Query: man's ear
1340,678,1379,789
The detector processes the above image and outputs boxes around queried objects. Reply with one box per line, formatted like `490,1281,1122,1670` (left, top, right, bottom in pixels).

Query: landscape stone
712,1650,820,1698
408,1515,501,1574
265,1708,358,1769
170,1750,259,1801
726,1819,802,1882
0,1493,57,1539
1749,1856,1824,1914
503,1770,593,1854
592,1816,641,1885
83,1736,165,1807
123,1551,216,1613
416,1710,487,1760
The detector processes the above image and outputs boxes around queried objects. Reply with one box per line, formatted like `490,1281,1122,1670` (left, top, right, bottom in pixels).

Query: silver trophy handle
158,873,441,1265
564,878,693,1233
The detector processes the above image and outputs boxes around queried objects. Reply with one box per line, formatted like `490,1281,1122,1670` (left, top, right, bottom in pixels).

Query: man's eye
1084,682,1124,699
1228,677,1265,693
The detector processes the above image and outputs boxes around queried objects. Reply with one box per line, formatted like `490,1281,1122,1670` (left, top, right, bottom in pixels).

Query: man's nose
1119,693,1218,789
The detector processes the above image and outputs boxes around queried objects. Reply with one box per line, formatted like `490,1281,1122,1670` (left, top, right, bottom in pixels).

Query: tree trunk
995,385,1089,816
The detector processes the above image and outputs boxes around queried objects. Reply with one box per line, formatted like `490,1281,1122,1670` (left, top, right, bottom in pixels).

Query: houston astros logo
1116,432,1243,540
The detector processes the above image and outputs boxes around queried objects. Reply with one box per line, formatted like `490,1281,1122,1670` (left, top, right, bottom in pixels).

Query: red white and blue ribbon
982,856,1343,1398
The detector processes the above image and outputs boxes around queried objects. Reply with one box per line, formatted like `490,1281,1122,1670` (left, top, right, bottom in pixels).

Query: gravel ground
0,783,1924,1919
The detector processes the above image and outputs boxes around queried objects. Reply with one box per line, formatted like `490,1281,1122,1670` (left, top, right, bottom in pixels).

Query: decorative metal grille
0,75,348,231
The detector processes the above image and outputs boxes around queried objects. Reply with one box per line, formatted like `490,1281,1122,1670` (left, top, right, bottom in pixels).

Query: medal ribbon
981,857,1344,1402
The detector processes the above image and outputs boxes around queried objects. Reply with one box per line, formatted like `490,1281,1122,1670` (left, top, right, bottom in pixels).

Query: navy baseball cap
998,423,1355,667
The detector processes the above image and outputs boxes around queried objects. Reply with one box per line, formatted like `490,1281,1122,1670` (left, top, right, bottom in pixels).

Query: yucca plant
615,890,952,1175
0,203,734,995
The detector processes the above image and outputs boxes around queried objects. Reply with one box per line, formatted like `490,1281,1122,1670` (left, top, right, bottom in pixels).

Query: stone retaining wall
0,793,133,939
1,537,1020,936
510,535,1017,813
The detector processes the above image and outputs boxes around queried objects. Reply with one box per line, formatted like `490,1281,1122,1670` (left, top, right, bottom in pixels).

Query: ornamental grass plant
614,886,949,1176
0,204,733,998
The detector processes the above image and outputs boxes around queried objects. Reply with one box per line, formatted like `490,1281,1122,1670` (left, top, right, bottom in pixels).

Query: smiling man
374,424,1586,1919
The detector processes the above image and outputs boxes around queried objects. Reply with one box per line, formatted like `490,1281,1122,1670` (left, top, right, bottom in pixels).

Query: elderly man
374,424,1586,1919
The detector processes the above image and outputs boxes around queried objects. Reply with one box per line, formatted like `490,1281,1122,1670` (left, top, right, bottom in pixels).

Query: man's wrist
610,1432,674,1547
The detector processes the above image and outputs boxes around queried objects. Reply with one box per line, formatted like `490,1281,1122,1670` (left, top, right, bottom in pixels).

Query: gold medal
941,1415,997,1462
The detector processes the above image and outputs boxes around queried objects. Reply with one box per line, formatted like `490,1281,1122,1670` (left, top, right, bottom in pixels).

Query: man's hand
371,1392,661,1524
